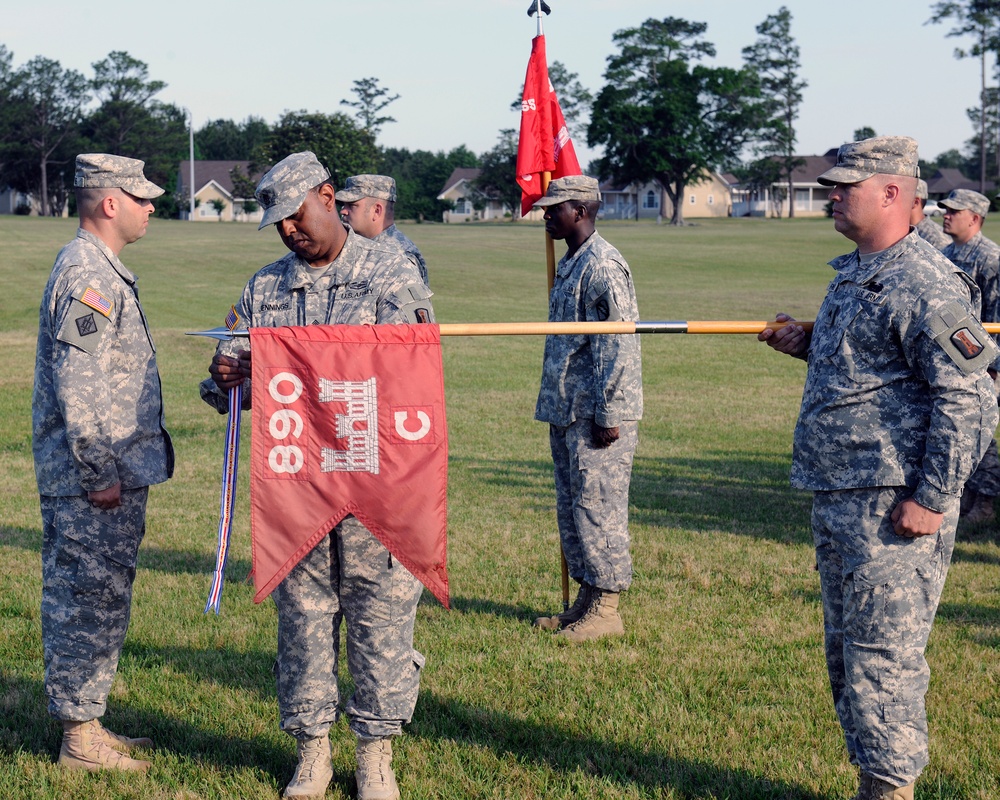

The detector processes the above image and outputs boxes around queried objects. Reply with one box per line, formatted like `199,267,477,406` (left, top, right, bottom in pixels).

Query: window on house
689,194,696,204
707,195,714,205
643,190,658,209
454,198,470,214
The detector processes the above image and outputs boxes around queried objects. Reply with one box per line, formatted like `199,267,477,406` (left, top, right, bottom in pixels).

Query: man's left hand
591,422,620,448
89,482,122,510
890,497,944,537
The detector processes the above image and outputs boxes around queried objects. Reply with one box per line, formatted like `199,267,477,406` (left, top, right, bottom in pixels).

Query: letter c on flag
394,410,431,442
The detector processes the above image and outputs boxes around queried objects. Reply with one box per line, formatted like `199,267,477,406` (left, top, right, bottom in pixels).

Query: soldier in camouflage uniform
940,188,1000,526
33,154,174,773
909,179,949,250
760,137,998,800
202,152,432,800
337,174,430,286
531,175,643,643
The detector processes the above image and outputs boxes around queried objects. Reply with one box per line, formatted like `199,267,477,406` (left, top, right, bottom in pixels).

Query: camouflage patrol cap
335,174,397,203
916,179,929,200
533,175,601,207
816,136,920,186
74,153,164,199
255,151,332,230
940,188,990,217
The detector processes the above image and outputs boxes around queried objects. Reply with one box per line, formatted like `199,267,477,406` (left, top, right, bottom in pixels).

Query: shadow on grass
629,452,812,545
0,671,296,791
453,449,813,546
449,594,532,621
936,599,1000,631
410,690,828,800
0,524,41,551
951,536,1000,566
0,669,831,799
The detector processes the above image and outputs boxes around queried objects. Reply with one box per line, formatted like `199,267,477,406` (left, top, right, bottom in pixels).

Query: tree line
1,6,994,225
0,49,476,222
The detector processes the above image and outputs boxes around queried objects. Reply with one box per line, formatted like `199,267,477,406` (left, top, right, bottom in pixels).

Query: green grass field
1,214,998,800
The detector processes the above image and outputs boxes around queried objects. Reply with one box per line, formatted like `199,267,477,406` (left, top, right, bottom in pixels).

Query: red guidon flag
516,33,582,217
249,324,449,608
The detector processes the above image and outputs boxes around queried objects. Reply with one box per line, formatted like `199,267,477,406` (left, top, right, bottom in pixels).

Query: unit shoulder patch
57,297,112,355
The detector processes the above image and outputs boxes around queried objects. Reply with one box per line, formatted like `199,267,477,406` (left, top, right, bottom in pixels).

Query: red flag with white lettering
248,324,449,608
516,33,582,217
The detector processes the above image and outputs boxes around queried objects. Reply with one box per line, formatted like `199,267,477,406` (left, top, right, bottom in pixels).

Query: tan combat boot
283,736,333,799
555,588,624,643
58,719,152,773
355,736,400,800
533,582,591,630
98,721,154,753
856,774,914,800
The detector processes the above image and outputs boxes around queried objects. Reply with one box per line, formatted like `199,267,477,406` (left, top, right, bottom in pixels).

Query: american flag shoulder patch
80,287,113,317
225,305,241,331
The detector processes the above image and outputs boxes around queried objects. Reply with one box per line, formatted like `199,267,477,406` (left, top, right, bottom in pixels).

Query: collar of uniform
555,230,600,277
827,230,916,283
75,227,136,285
285,224,364,290
950,230,984,256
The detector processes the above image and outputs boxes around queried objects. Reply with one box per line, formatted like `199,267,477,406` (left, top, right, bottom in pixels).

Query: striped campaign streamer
205,383,243,614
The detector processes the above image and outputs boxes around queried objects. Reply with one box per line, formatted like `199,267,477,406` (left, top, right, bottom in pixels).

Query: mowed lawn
0,214,998,800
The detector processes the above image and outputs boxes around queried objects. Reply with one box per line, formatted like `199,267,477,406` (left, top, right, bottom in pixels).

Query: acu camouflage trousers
812,487,957,786
271,515,425,741
40,488,148,721
549,419,637,593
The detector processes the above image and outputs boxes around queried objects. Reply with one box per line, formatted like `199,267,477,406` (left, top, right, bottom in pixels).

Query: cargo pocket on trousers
881,696,923,724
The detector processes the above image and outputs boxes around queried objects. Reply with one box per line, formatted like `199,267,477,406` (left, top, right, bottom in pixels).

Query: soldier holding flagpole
759,136,998,800
531,175,643,642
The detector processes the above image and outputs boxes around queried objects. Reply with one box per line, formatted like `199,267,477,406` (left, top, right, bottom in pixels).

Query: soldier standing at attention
939,188,1000,526
33,154,174,773
910,179,949,250
203,152,433,800
759,137,998,800
531,175,643,643
337,174,430,287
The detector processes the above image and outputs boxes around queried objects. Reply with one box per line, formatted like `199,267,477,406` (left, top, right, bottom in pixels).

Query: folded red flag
249,324,449,608
516,33,582,217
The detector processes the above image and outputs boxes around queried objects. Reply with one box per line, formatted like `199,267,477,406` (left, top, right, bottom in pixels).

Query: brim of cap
258,204,289,230
533,195,570,208
257,193,308,230
334,189,364,202
816,166,874,187
122,178,165,199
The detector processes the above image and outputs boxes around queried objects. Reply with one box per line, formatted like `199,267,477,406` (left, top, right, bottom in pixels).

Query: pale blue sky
2,0,986,168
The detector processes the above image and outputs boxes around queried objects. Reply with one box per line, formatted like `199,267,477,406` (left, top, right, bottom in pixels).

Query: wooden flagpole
541,180,567,610
189,321,1000,339
438,321,1000,335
